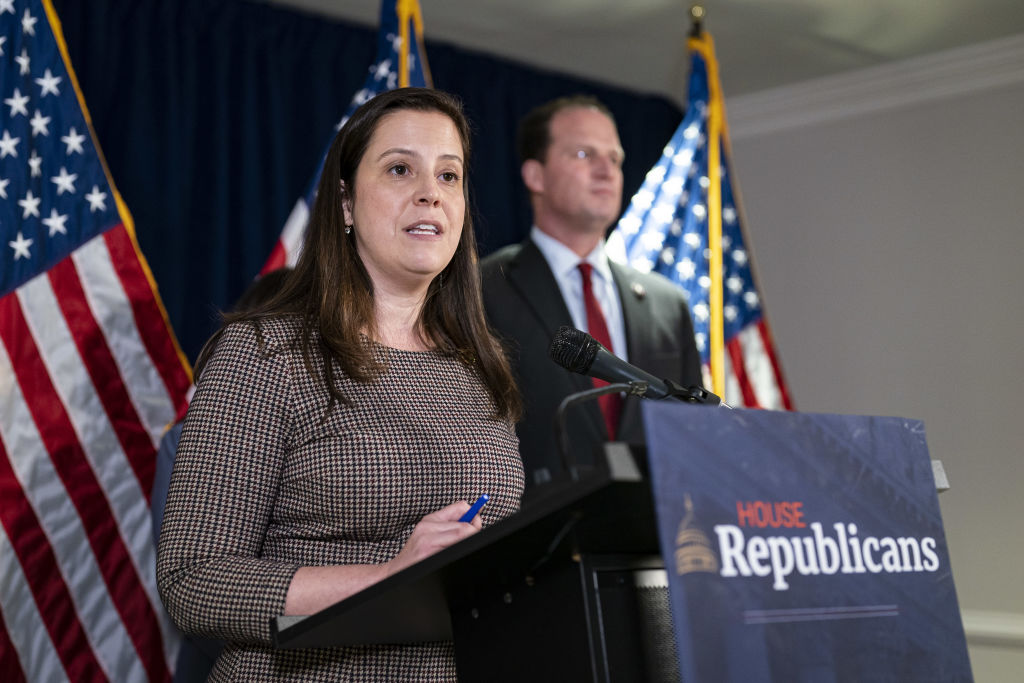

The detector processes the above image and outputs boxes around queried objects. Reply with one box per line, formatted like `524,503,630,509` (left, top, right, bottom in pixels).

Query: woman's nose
416,179,440,205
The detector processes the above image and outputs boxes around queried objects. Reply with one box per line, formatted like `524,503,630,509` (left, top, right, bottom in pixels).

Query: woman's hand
284,500,481,616
386,500,481,577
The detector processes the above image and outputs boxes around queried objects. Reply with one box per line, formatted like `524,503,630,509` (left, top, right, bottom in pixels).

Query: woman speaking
157,88,523,681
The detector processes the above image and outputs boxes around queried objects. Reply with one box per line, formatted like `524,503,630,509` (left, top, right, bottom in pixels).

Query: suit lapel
505,238,604,434
610,260,653,432
610,260,652,364
504,239,576,339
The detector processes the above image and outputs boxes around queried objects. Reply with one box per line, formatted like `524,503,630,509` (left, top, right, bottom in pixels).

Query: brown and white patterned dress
157,316,523,681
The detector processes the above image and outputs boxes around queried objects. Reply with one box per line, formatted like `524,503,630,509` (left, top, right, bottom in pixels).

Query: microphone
548,326,722,405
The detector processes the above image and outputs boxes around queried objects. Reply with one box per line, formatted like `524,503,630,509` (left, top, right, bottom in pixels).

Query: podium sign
643,404,972,682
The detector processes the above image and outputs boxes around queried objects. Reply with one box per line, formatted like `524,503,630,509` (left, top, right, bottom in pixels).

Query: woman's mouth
405,222,441,235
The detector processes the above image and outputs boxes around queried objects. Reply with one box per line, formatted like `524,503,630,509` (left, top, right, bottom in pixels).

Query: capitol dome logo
675,493,719,575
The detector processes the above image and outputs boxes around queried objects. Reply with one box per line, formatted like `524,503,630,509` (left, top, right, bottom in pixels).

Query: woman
157,88,523,681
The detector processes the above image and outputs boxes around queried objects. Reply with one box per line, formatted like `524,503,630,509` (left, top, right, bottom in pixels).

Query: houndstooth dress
157,316,524,681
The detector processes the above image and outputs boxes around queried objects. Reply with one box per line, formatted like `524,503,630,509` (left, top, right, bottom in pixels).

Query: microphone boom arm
554,382,643,480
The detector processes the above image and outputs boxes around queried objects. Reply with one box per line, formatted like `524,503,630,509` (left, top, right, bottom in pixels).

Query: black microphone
548,326,721,405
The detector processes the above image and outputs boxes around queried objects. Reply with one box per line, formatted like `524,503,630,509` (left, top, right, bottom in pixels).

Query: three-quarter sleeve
156,321,300,646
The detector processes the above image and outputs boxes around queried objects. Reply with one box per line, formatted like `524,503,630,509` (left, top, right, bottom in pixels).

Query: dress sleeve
156,320,300,646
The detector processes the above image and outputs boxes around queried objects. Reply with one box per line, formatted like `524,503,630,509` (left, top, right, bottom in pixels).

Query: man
481,95,703,490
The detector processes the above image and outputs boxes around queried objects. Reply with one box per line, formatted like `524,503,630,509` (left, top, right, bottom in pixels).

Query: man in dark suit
481,95,703,491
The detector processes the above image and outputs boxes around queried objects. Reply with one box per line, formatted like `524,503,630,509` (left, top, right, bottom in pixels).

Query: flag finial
689,4,705,38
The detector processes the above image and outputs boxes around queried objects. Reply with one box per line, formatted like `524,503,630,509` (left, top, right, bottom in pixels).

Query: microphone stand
659,379,725,406
553,380,728,481
554,382,645,481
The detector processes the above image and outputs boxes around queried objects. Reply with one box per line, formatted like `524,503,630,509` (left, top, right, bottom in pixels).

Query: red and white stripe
713,319,793,410
260,198,309,276
0,225,188,682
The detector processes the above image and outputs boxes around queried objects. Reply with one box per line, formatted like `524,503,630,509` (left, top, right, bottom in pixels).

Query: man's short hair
517,95,616,165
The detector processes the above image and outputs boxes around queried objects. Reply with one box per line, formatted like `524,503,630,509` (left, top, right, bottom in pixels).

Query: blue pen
459,494,490,523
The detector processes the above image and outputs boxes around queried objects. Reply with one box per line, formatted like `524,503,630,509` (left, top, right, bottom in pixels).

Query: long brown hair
228,88,520,421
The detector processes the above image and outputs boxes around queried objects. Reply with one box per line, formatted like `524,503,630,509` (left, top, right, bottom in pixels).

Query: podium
271,443,679,682
272,406,972,682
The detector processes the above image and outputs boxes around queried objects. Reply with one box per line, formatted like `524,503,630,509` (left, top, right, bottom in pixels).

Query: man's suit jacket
481,237,703,488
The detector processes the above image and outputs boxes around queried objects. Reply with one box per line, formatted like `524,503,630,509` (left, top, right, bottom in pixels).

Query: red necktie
578,262,622,440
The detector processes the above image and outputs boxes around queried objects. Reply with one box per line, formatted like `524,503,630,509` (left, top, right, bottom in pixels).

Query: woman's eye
390,164,409,176
440,171,459,183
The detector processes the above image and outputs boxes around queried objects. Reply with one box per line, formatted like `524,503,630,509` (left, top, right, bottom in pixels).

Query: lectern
272,406,972,682
271,443,679,682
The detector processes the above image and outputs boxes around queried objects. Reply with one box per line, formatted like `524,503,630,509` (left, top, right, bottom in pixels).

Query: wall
727,33,1024,680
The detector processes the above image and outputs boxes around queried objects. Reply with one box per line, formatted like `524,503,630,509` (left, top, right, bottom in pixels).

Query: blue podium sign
643,404,972,682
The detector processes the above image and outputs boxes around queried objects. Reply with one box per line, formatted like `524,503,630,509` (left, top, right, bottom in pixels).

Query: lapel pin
631,282,646,300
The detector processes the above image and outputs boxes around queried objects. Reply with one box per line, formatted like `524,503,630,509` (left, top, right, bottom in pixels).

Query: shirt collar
530,226,614,284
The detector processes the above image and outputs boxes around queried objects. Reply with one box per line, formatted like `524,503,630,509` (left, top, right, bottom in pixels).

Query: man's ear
340,180,354,226
521,159,544,195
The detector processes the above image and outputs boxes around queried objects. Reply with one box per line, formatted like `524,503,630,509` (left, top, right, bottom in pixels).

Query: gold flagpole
687,5,726,396
397,0,432,88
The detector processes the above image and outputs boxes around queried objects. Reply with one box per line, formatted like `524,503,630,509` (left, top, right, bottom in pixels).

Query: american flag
607,32,793,410
261,0,432,274
1,1,190,680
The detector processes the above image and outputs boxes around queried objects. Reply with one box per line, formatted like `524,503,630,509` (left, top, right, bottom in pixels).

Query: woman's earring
345,225,353,235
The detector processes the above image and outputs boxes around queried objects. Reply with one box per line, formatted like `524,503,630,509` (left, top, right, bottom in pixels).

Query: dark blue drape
52,0,683,362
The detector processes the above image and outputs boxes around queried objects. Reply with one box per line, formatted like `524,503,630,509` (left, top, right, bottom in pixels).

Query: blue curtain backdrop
52,0,683,362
